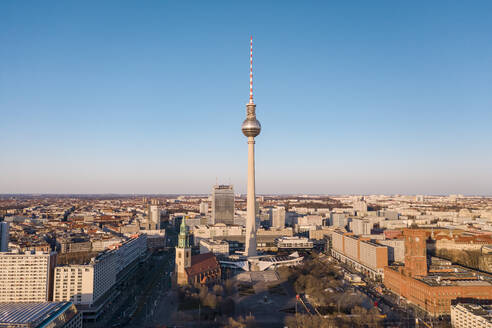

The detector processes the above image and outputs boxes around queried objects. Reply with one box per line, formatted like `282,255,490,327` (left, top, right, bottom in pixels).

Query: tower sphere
242,118,261,137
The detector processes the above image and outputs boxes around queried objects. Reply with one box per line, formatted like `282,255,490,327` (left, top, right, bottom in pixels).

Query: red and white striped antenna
249,36,254,104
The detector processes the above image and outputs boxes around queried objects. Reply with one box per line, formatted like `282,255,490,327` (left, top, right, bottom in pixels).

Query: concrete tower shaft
243,37,260,257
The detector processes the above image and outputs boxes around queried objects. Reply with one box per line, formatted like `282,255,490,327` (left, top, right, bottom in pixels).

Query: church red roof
185,252,220,277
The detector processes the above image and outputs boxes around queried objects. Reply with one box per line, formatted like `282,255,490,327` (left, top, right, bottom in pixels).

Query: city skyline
1,1,492,195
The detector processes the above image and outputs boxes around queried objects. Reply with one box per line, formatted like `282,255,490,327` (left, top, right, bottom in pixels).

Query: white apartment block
451,303,492,328
331,230,388,279
297,215,323,226
271,206,286,229
0,251,55,302
378,239,405,262
351,218,373,235
54,250,117,306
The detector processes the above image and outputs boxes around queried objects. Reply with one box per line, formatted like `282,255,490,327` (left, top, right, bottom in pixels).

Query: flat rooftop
455,303,492,323
0,302,75,328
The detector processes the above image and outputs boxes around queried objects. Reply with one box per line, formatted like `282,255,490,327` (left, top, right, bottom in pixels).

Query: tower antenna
249,36,253,104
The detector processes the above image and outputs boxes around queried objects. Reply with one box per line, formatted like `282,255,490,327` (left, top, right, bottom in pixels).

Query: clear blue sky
1,1,491,195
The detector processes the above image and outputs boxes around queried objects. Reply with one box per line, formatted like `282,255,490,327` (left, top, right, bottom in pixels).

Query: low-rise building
200,238,229,256
0,302,82,328
275,236,313,250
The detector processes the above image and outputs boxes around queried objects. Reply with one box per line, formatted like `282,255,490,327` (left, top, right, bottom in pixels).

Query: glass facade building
211,185,235,225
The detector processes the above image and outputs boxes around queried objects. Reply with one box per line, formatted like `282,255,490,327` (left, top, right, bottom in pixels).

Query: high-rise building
271,206,286,229
53,251,117,306
147,205,160,230
0,251,56,302
242,36,261,257
0,222,9,252
211,185,235,225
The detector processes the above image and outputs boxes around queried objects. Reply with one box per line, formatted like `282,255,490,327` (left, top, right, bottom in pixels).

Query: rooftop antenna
249,36,254,104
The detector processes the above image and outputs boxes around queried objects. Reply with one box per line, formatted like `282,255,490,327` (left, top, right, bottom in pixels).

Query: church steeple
178,216,189,248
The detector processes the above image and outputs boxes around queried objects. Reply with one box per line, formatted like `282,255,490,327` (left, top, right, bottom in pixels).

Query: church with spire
175,217,221,286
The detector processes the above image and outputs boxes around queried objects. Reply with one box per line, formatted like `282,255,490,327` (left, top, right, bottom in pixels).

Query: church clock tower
175,216,191,285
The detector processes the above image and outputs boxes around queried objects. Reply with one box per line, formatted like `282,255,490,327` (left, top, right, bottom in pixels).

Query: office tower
272,206,286,229
241,37,261,257
147,205,160,230
0,222,9,251
211,185,235,225
199,202,209,215
0,251,56,302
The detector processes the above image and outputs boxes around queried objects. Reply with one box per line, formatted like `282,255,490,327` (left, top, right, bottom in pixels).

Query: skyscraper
0,222,9,252
242,37,261,257
211,185,235,225
147,205,160,230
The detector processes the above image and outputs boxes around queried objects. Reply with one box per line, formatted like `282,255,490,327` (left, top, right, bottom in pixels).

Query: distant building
451,303,492,328
211,185,235,225
331,213,349,228
59,237,91,254
147,205,160,230
0,222,9,252
0,302,82,328
0,251,56,302
350,218,373,235
199,202,209,215
271,206,286,229
275,236,313,250
353,200,368,215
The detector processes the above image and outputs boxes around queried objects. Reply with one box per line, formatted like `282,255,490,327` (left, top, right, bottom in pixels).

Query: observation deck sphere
242,118,261,137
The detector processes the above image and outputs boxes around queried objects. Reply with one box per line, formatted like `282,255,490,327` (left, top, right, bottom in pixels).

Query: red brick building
384,229,492,317
185,252,221,285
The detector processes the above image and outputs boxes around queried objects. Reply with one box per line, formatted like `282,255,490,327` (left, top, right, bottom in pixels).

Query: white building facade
0,251,55,302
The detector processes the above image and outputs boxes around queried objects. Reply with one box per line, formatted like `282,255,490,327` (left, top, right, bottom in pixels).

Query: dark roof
186,252,220,277
0,302,74,328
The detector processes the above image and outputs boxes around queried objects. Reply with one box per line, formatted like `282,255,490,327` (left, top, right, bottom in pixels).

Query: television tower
242,36,261,257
